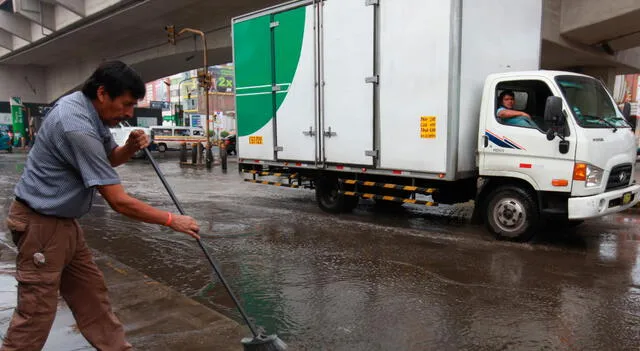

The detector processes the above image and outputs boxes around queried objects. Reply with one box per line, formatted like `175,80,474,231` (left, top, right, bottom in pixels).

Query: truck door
320,0,375,166
480,79,576,192
273,5,318,162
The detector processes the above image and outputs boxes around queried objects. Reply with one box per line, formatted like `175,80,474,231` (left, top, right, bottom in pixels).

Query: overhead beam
12,0,55,30
0,29,12,50
54,0,85,17
0,11,32,42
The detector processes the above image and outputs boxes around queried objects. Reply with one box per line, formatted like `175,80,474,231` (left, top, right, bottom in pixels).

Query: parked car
223,134,236,155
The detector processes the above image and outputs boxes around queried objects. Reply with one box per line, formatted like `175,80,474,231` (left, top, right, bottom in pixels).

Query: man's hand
169,214,201,239
125,129,150,151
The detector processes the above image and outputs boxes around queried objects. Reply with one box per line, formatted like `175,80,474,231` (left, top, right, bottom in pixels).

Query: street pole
178,77,197,127
165,25,214,169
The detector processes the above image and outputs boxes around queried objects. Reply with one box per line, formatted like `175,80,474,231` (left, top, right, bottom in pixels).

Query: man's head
498,90,516,109
82,61,145,127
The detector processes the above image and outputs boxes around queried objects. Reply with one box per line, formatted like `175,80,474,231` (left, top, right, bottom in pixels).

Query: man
496,90,539,129
2,61,200,350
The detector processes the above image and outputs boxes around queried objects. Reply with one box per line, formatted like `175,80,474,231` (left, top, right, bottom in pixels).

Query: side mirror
622,102,635,130
623,102,631,121
544,96,565,125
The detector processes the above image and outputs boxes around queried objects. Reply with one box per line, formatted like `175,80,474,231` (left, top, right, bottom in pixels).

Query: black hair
497,89,515,107
81,60,146,100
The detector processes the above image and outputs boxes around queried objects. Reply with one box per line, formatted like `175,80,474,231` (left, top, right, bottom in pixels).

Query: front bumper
568,184,640,219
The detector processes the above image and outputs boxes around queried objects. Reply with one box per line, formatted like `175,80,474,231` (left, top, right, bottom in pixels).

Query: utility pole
165,25,214,169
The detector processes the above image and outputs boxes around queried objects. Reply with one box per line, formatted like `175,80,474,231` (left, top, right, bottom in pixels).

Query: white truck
232,0,640,241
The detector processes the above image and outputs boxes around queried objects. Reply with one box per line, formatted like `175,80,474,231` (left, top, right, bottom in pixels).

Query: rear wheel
485,186,539,242
158,143,167,153
315,176,358,213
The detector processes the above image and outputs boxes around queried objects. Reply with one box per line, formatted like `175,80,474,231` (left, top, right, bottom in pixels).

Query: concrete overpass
2,0,640,104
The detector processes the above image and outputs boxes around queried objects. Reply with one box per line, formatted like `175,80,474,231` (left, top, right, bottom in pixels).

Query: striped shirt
14,92,120,218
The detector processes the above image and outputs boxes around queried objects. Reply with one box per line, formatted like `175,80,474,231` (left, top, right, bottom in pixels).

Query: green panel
273,7,306,111
233,7,307,137
234,15,273,137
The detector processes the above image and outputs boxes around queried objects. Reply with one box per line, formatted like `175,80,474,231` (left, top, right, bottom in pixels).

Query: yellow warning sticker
249,136,263,145
420,116,436,139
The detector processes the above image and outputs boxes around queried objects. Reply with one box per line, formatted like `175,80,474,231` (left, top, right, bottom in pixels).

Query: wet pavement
1,151,640,350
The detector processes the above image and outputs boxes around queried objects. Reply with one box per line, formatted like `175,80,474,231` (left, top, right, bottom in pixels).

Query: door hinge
365,0,379,5
365,75,379,84
323,127,337,138
270,21,280,28
274,146,283,152
302,127,316,136
365,150,378,157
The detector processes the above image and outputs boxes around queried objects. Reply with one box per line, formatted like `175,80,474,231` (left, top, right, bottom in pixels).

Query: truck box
233,0,543,179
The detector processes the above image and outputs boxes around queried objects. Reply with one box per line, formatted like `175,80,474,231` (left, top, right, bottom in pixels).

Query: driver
496,90,539,128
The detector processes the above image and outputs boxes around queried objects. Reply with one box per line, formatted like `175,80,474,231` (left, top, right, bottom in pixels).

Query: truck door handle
302,126,316,136
483,135,488,147
323,127,337,138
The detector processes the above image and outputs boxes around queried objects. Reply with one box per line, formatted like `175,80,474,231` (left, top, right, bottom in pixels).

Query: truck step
341,179,437,195
243,170,298,179
341,191,438,207
244,179,300,188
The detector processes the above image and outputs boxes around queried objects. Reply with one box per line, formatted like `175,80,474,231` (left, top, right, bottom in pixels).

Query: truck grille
606,164,633,191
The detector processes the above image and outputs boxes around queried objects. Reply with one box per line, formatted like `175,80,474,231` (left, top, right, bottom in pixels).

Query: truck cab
477,71,639,240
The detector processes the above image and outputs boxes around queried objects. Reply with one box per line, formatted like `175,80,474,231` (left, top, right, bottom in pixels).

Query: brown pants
1,200,131,351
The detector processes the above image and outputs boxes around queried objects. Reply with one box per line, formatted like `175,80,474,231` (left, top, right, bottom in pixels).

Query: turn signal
552,179,569,187
573,163,587,181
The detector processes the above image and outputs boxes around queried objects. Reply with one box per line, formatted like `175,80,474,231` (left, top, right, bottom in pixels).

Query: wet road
1,152,640,350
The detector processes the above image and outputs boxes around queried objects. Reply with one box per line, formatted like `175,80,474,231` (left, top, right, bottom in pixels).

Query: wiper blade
584,115,617,132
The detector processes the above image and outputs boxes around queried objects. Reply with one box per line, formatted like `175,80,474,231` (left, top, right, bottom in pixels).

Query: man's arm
109,144,138,167
498,109,531,118
98,184,200,239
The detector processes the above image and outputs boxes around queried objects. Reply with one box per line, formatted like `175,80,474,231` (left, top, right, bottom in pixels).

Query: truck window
556,75,630,129
495,80,554,132
192,130,203,136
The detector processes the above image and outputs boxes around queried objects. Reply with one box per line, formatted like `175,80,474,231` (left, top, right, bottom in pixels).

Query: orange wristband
165,212,172,226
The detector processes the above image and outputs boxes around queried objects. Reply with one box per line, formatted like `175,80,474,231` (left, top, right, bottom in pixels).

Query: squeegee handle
143,148,260,337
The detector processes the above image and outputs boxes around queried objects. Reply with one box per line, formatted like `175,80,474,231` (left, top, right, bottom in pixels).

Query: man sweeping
2,61,200,350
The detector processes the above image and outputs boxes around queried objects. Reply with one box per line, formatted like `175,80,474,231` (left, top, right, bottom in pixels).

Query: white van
110,122,151,159
150,126,207,152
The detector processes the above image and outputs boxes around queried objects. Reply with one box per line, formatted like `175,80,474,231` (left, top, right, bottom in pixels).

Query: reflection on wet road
1,153,640,350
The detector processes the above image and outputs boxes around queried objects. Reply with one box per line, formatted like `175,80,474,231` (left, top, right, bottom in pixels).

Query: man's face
95,86,138,127
502,95,515,109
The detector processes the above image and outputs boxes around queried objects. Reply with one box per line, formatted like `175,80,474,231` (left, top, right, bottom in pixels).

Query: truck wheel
158,143,167,153
315,176,357,214
485,186,539,242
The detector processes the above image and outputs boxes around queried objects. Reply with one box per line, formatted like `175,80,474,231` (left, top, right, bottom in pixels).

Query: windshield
556,75,630,129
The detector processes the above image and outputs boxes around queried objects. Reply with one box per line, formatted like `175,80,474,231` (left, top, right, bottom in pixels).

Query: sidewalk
0,235,246,351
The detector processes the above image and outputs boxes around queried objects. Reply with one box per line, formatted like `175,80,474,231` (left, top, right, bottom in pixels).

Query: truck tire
485,186,539,242
158,143,167,153
315,176,358,214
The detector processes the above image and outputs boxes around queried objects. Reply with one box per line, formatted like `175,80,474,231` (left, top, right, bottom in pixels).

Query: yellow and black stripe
341,191,438,207
341,180,437,195
243,170,298,179
244,179,299,188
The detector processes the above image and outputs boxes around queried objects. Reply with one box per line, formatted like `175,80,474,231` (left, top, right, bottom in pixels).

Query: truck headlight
573,163,604,187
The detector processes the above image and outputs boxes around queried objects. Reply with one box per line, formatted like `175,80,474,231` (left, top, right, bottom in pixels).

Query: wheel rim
492,197,527,236
319,178,341,207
